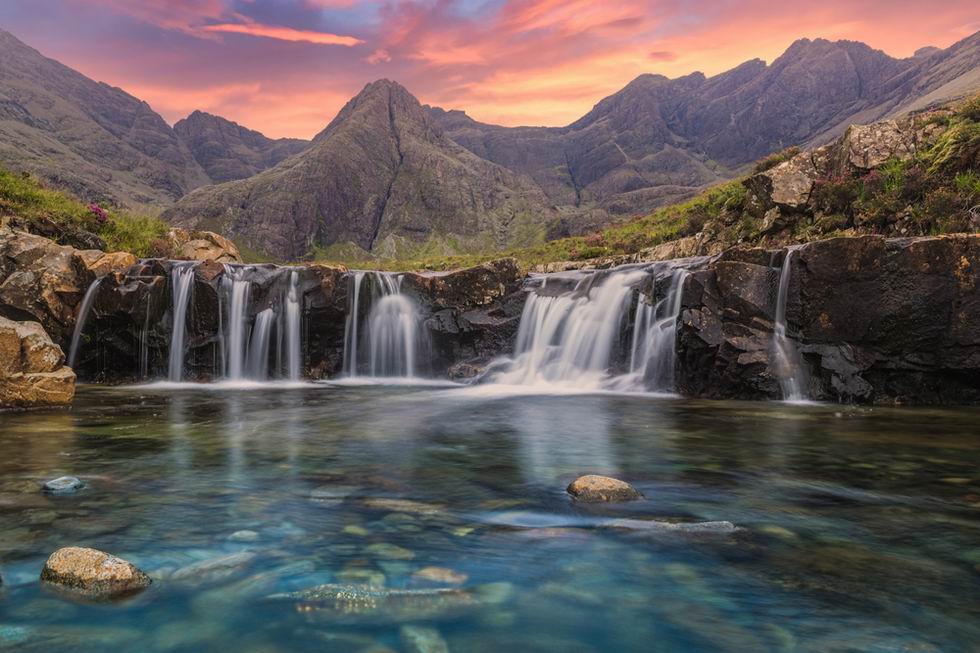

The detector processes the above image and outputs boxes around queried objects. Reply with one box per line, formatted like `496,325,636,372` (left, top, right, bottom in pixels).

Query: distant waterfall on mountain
771,249,808,401
343,272,424,378
484,264,693,392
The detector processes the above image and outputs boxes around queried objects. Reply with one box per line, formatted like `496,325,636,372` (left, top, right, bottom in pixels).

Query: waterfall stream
222,266,252,381
167,262,196,382
484,265,692,392
343,272,422,378
771,249,807,401
67,277,103,369
284,270,301,381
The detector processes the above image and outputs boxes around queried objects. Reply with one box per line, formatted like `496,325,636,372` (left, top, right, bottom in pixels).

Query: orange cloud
201,22,364,46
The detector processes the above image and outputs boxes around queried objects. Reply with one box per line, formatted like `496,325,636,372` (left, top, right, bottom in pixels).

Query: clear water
1,385,978,652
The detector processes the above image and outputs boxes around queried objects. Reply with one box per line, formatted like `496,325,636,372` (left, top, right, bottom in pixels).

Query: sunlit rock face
0,315,75,409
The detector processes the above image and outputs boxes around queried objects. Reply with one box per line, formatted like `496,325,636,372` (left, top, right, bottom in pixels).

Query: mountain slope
430,32,980,220
174,111,309,183
163,80,555,260
0,28,209,210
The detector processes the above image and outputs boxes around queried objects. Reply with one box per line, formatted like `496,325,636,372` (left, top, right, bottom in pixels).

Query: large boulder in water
567,475,643,502
40,547,151,598
177,231,243,264
0,315,75,409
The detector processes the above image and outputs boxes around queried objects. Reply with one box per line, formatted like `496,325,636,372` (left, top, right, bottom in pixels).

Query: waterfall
343,272,365,376
284,270,301,381
487,268,647,388
771,249,807,401
67,277,103,368
483,264,696,392
246,308,275,380
627,268,689,390
222,266,252,381
343,272,422,378
167,262,196,382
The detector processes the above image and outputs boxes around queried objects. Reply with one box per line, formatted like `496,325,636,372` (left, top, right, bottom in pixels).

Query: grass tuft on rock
0,167,170,256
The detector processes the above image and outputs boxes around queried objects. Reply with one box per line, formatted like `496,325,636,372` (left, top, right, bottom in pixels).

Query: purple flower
88,203,109,223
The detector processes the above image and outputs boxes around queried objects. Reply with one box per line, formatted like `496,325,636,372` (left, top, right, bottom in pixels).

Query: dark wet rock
42,476,84,495
40,547,151,598
567,475,643,502
401,625,450,653
267,583,480,625
676,234,980,403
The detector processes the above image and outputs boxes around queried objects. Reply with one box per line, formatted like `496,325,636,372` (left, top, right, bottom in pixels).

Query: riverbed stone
170,551,257,584
42,476,84,495
566,475,643,502
400,625,450,653
40,547,151,598
412,566,468,585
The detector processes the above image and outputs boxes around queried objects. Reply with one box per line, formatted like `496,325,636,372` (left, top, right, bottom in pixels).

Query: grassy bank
0,167,171,257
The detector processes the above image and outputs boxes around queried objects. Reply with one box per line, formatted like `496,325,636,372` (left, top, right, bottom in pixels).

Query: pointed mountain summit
0,28,209,209
174,111,309,184
164,80,554,260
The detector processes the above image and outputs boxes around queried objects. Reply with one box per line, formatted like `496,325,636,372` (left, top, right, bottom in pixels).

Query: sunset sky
1,1,977,139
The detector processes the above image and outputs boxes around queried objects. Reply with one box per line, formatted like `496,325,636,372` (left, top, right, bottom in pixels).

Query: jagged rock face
0,223,134,344
0,315,75,409
0,29,209,210
174,111,309,183
675,235,980,404
167,229,243,264
431,33,980,220
164,80,555,261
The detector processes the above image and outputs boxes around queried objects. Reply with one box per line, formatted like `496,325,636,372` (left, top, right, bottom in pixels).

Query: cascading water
67,277,103,368
626,267,689,390
246,308,275,380
284,270,301,381
222,266,252,381
167,262,196,382
487,268,646,389
484,264,694,392
343,272,365,376
343,272,422,378
771,249,807,401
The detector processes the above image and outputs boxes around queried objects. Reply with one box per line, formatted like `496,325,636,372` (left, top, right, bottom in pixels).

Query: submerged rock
566,475,643,503
412,566,469,586
267,584,480,625
400,625,450,653
42,476,84,495
40,547,151,598
170,551,257,585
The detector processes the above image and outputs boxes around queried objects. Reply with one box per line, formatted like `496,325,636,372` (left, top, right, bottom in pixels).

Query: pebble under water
0,384,978,652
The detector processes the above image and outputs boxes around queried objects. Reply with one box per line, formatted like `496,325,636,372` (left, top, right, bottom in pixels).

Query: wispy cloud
200,22,363,46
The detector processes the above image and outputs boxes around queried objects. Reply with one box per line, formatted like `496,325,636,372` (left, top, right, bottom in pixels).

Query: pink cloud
200,22,363,46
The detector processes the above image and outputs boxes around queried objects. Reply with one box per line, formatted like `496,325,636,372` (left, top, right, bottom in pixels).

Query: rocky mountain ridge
163,80,556,261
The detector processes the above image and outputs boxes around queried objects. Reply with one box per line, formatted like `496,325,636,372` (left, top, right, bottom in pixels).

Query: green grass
0,167,170,257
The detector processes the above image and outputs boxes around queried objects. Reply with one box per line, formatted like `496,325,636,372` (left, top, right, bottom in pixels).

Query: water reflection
0,386,976,653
